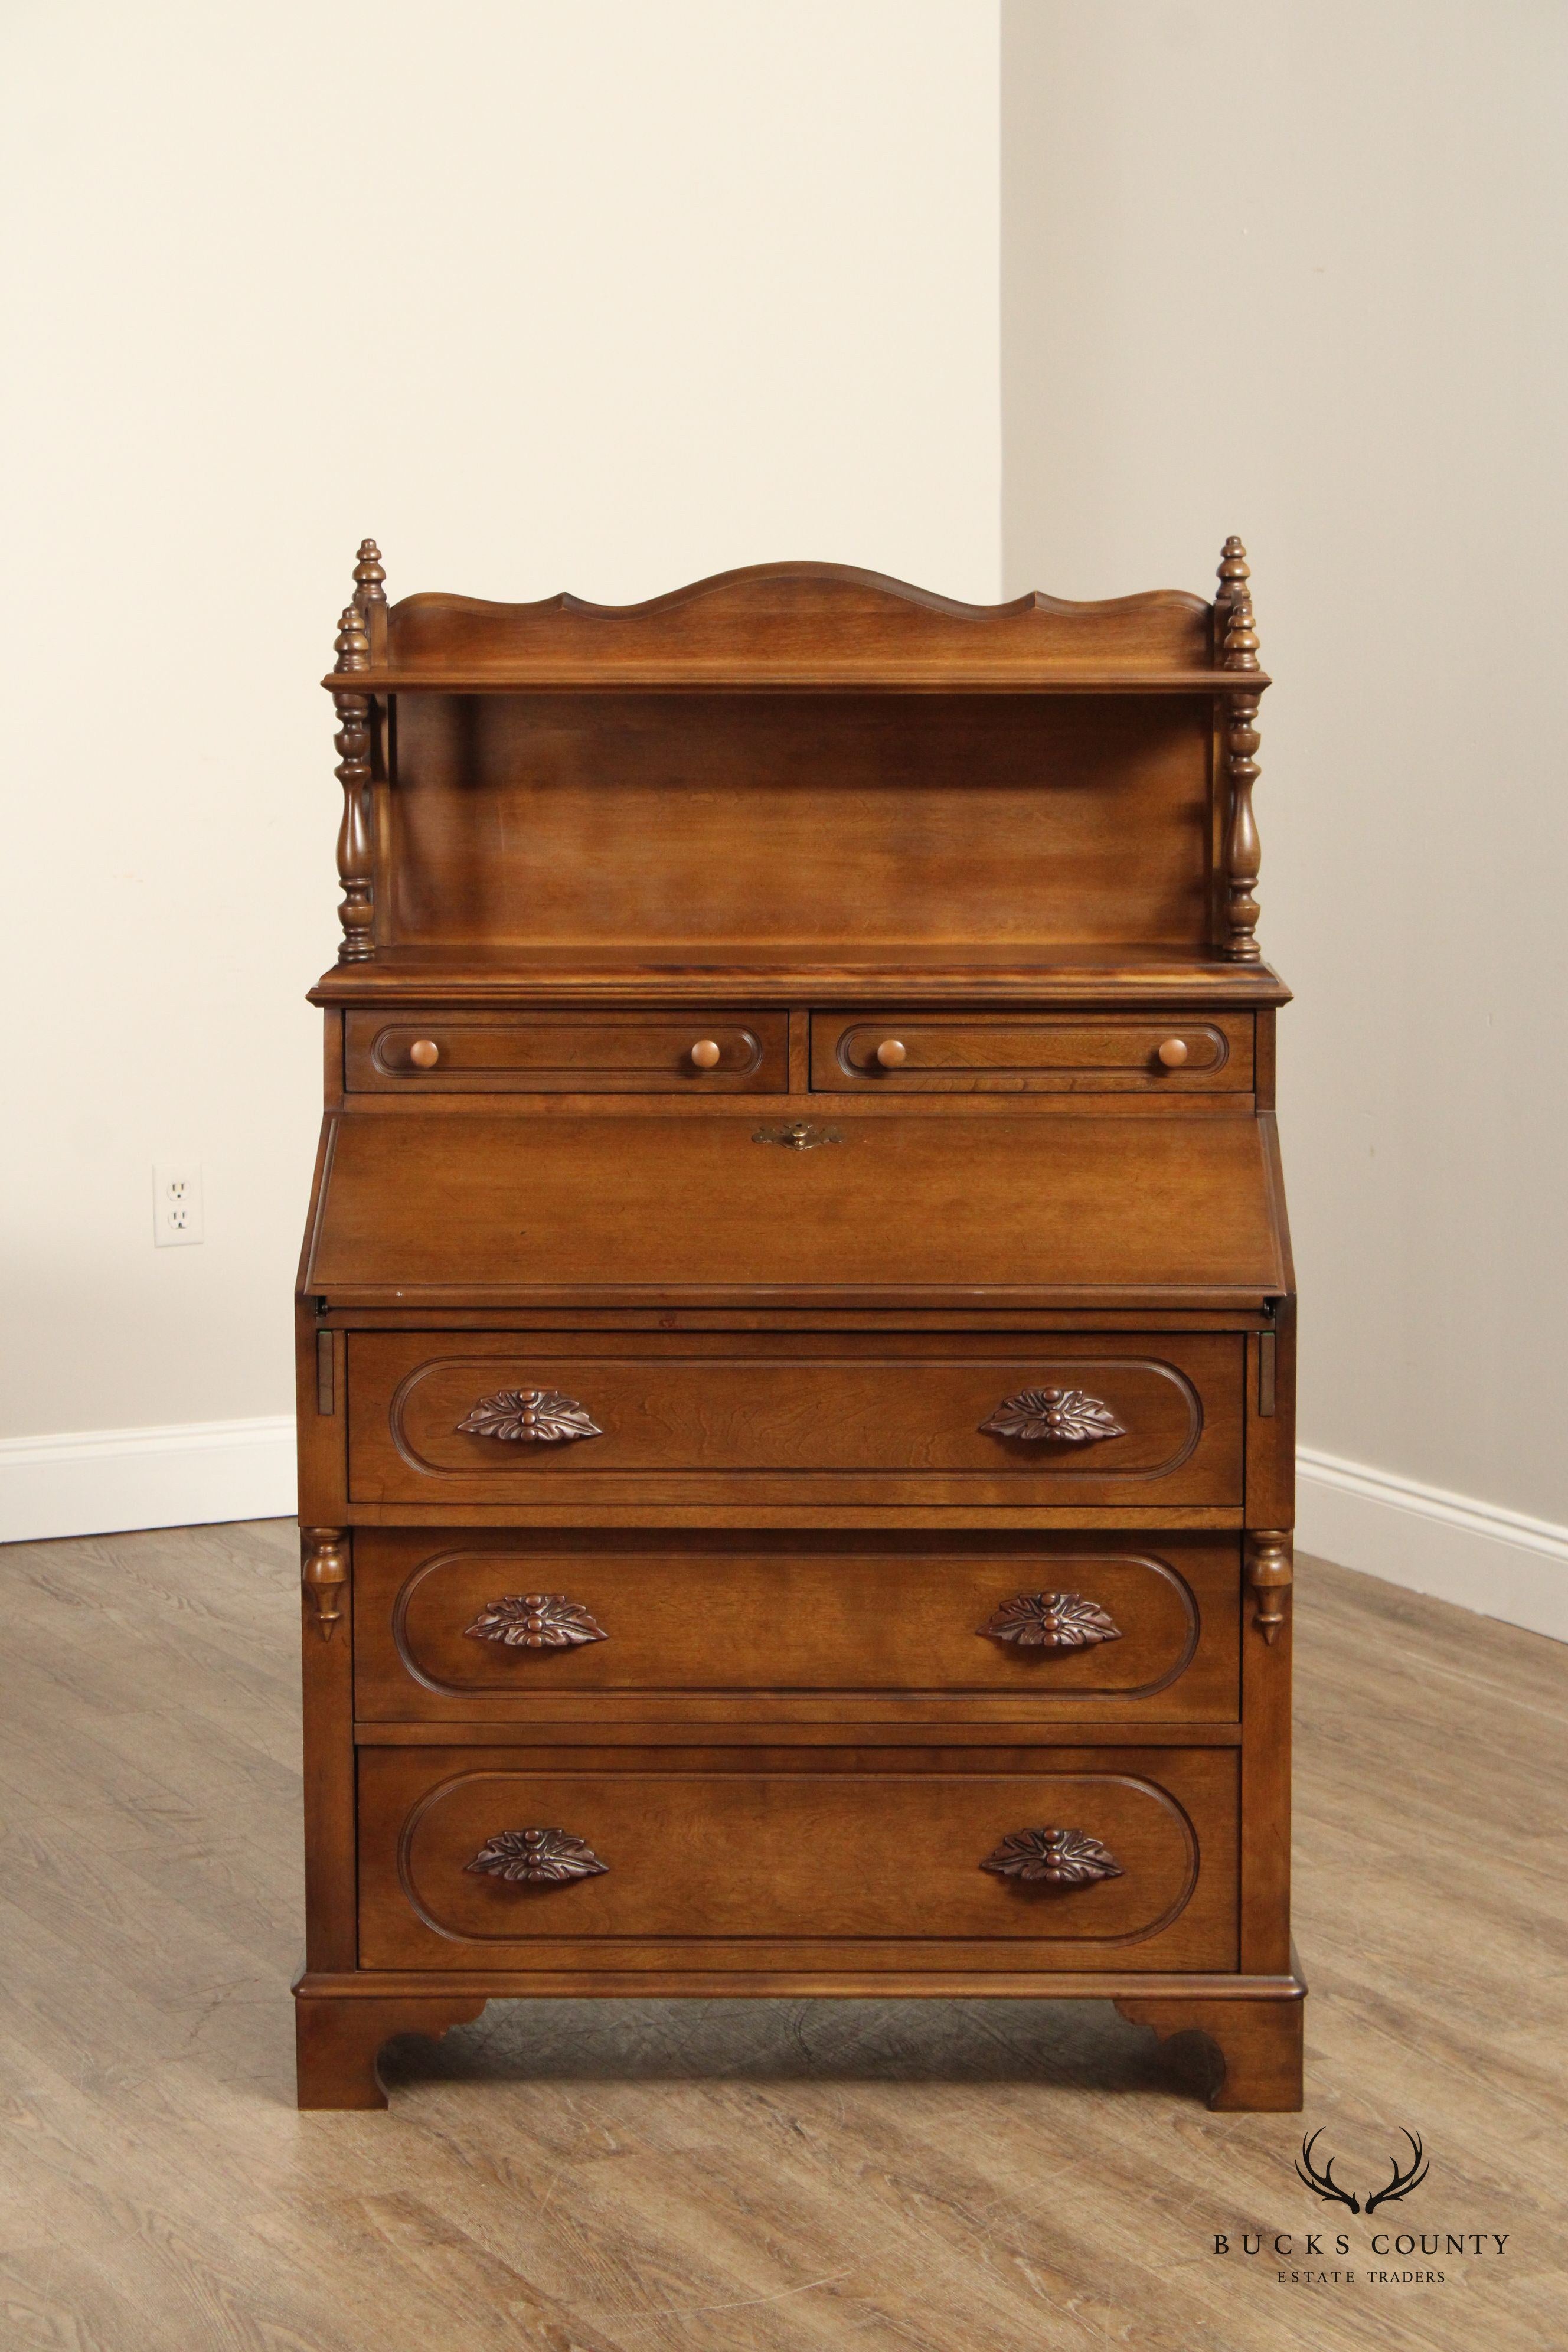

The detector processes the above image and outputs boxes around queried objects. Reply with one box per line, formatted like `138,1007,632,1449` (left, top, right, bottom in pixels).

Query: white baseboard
0,1414,296,1544
1,1415,1563,1645
1296,1446,1568,1644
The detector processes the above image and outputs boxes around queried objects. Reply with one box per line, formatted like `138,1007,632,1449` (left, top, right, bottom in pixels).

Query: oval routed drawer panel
358,1746,1239,1971
344,1010,787,1093
353,1533,1240,1722
346,1334,1244,1508
812,1012,1253,1093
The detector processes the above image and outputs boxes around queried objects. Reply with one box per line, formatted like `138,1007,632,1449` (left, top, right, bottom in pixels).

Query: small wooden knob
1156,1037,1188,1069
409,1039,440,1069
689,1039,722,1070
875,1038,907,1069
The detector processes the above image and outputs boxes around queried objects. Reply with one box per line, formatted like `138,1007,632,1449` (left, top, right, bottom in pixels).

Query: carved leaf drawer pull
465,1828,609,1883
464,1593,608,1649
980,1828,1123,1887
979,1387,1127,1445
979,1592,1123,1649
455,1389,603,1444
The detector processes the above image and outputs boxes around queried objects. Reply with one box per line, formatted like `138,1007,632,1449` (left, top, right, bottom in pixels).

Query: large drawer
358,1745,1239,1971
347,1333,1245,1508
354,1531,1240,1723
812,1012,1253,1093
344,1010,788,1093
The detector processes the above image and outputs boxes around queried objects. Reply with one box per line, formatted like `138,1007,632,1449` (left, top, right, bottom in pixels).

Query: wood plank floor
1,1520,1563,2351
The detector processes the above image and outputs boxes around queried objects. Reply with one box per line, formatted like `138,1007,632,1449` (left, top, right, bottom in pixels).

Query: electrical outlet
153,1162,204,1247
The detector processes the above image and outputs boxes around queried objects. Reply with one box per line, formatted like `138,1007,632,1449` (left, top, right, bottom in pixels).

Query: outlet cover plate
153,1162,204,1247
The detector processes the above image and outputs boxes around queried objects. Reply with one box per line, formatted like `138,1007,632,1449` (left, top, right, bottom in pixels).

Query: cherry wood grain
1240,1531,1295,1973
305,1111,1288,1305
344,1009,787,1093
813,1011,1252,1092
324,1305,1268,1329
295,1989,486,2111
381,692,1218,955
379,562,1221,682
345,1331,1244,1510
357,1744,1238,1969
329,668,1273,694
312,941,1292,1008
351,1530,1241,1722
294,1307,354,1965
354,1719,1244,1746
1113,1990,1302,2111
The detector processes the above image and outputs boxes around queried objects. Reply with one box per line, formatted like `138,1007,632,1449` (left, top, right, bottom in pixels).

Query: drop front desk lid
301,1109,1289,1310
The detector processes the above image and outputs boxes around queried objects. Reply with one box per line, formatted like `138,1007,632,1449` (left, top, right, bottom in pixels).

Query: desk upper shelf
308,943,1292,1010
322,557,1270,695
321,668,1270,694
322,541,1273,973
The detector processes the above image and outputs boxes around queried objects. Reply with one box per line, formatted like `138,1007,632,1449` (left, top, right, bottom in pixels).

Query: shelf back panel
383,692,1214,953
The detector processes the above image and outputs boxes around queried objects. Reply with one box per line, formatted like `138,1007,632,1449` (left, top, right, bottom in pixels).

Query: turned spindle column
1218,536,1263,963
332,602,374,963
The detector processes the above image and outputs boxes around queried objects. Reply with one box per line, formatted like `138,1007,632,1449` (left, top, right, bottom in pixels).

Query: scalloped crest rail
294,537,1302,2113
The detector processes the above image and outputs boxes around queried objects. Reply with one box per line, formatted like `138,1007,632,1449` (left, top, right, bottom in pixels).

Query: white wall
12,1,1564,1642
1001,0,1568,1632
0,1,1001,1527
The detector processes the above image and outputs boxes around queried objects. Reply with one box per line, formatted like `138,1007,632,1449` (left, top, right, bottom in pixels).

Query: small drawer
344,1010,788,1093
811,1012,1252,1093
358,1745,1239,1971
354,1532,1240,1724
347,1332,1246,1510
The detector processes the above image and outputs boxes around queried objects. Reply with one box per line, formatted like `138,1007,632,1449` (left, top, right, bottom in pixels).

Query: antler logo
1295,2131,1360,2211
1296,2130,1429,2214
1363,2132,1430,2214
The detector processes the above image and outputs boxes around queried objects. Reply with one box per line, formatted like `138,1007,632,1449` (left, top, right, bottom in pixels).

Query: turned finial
353,538,386,606
1218,535,1260,672
333,604,370,674
1217,534,1250,607
351,537,388,661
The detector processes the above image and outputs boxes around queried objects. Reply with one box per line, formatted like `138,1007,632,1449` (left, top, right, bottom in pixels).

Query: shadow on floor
387,1995,1220,2101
